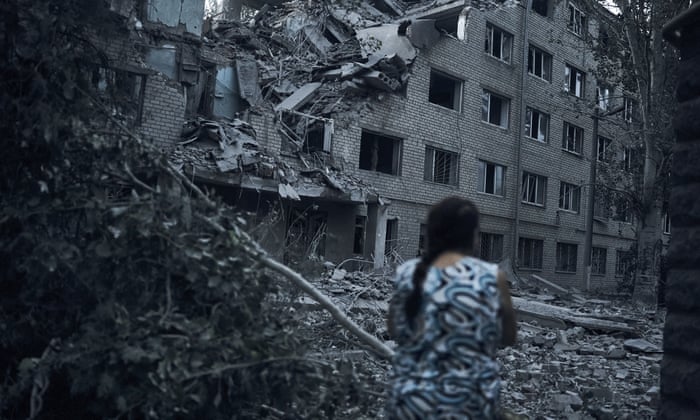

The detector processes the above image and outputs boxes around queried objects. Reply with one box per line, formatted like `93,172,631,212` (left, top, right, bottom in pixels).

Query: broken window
482,90,510,128
424,146,458,185
564,64,586,98
280,110,333,154
359,130,402,175
484,23,513,62
663,212,671,234
556,242,578,273
285,208,328,264
592,247,607,275
532,0,549,17
568,2,586,36
353,216,366,254
528,45,552,82
597,136,612,162
92,67,146,126
478,160,505,196
522,172,546,206
559,181,581,213
429,69,463,111
385,218,399,260
615,250,634,276
518,237,543,269
563,122,584,154
480,232,504,262
594,188,611,219
526,107,549,142
596,85,611,111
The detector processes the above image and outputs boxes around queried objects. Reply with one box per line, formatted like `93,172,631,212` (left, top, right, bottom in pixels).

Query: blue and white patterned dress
386,256,503,419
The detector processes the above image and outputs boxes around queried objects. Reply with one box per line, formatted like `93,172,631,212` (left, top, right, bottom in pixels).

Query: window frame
564,64,586,98
556,242,578,273
477,160,506,196
597,136,612,162
596,85,611,111
624,96,636,123
424,145,459,186
528,45,553,82
532,0,549,17
484,23,513,63
615,250,633,277
518,237,544,270
663,212,671,235
526,107,550,142
481,89,510,128
562,121,584,155
591,246,607,275
353,216,366,254
479,232,504,263
521,171,547,206
358,129,403,176
559,181,581,213
428,69,464,111
568,2,587,37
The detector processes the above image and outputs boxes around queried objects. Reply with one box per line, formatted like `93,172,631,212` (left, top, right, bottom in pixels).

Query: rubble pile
300,267,662,419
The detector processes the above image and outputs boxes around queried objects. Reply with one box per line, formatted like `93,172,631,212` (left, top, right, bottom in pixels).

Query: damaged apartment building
98,0,664,291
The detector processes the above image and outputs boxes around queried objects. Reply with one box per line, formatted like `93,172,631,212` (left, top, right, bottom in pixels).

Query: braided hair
404,196,479,321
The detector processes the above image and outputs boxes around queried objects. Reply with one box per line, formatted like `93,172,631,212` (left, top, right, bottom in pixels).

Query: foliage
0,1,377,418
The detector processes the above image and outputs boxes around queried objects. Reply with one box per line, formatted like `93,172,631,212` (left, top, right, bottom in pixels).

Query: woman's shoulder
459,256,499,278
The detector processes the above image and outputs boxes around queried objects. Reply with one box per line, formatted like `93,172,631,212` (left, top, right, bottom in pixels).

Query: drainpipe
512,0,532,272
583,107,600,291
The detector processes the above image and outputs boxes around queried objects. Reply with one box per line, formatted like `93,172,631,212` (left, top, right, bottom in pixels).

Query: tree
588,0,687,302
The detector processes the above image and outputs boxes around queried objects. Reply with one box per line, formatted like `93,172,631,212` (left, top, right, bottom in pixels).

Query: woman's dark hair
405,196,479,321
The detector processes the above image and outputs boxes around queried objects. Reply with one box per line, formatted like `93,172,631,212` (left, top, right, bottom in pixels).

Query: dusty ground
305,267,663,419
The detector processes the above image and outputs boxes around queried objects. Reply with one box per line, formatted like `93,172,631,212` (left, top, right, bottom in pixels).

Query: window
612,196,633,223
359,130,402,175
559,182,581,212
418,223,427,256
564,64,586,98
594,188,611,219
480,232,504,262
615,250,633,276
385,218,399,259
596,85,611,111
597,136,612,162
353,216,366,254
528,45,552,81
484,23,513,62
522,172,547,205
532,0,549,17
663,212,671,234
285,209,327,263
518,237,543,269
526,107,549,142
478,160,505,196
563,122,584,154
568,2,586,36
425,146,458,185
556,242,578,273
482,90,510,128
624,97,636,123
592,247,607,275
429,69,463,110
93,67,146,126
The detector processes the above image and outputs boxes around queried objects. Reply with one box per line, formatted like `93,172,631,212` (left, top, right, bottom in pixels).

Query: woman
386,196,517,419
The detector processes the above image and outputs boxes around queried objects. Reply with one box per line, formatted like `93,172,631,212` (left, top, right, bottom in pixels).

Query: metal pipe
583,107,600,291
513,0,532,270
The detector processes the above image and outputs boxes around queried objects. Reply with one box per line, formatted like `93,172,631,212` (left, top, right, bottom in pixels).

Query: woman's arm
497,270,517,346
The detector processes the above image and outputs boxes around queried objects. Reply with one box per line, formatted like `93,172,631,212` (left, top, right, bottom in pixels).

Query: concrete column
366,203,388,268
660,5,700,417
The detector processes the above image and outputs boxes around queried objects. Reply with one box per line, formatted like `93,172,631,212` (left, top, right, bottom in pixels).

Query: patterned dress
386,256,503,420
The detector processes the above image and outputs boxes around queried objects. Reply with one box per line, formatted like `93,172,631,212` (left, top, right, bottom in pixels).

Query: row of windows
518,237,633,276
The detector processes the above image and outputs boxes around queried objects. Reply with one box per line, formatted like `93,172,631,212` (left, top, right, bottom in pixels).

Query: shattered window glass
528,45,552,81
521,172,546,205
563,122,583,154
429,69,462,111
482,90,510,128
359,130,402,175
485,23,513,62
526,107,549,142
558,182,581,212
564,64,585,98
